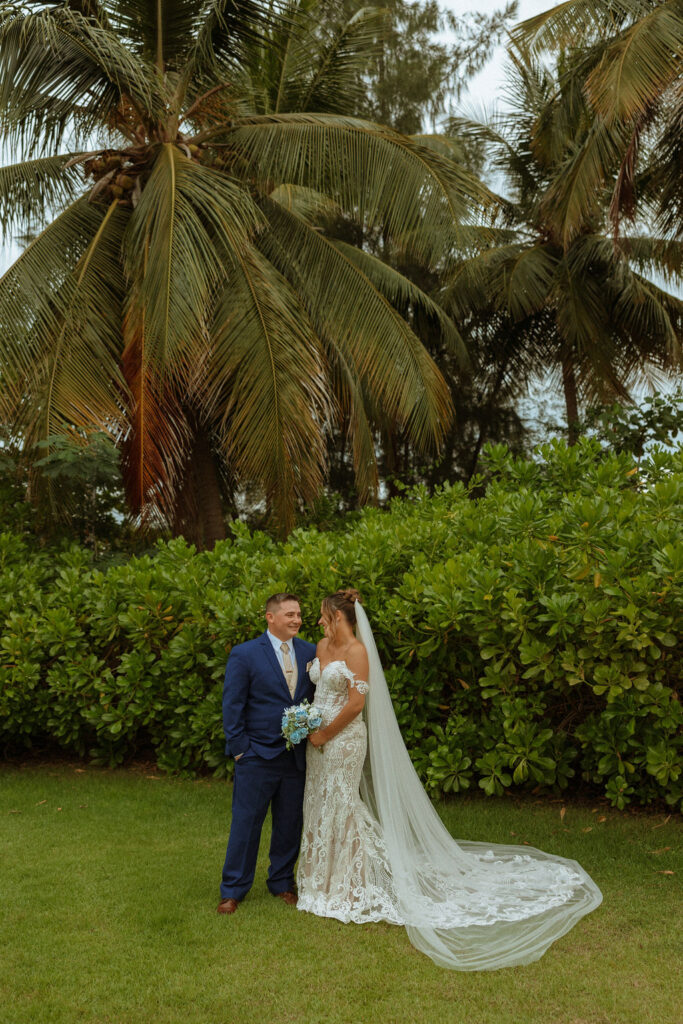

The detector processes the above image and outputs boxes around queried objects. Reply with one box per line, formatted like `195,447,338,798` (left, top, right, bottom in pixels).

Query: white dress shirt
267,631,297,675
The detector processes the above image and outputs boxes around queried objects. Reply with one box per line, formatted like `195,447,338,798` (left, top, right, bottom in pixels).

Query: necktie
280,642,296,698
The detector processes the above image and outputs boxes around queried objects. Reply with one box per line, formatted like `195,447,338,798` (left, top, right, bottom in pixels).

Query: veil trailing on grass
355,601,603,971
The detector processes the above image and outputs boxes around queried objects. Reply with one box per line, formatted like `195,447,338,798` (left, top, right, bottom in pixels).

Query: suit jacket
222,631,316,770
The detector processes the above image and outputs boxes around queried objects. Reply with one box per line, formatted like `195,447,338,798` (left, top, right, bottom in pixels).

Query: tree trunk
562,353,580,446
192,429,226,550
466,353,511,483
171,422,226,550
384,429,401,497
467,421,487,484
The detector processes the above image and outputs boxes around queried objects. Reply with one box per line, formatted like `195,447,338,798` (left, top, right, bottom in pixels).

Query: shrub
1,439,681,809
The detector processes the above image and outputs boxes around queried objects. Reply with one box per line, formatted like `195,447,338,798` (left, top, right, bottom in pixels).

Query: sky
453,0,556,108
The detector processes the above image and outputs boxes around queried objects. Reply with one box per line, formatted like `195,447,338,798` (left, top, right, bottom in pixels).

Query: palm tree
516,0,683,241
443,49,683,442
0,0,487,546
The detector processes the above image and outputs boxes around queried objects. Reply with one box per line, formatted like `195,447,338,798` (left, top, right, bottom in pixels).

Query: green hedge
1,439,681,809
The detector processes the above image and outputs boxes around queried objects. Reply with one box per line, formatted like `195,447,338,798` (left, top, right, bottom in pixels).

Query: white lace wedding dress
296,605,603,971
297,658,403,924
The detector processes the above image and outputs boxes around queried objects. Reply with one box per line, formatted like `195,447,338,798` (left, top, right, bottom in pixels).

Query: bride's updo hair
321,588,361,630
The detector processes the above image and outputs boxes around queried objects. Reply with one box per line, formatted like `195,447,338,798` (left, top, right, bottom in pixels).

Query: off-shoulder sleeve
338,663,369,694
337,663,355,685
336,662,369,694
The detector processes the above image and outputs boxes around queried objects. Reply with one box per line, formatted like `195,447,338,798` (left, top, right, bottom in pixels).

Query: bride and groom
218,590,602,971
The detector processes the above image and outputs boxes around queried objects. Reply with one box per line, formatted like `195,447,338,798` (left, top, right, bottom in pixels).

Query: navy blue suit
220,631,316,900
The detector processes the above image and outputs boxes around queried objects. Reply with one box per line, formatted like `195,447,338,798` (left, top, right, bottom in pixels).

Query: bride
296,589,602,971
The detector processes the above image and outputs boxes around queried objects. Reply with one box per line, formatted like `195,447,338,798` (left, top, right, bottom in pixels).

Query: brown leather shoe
275,891,298,907
216,897,240,914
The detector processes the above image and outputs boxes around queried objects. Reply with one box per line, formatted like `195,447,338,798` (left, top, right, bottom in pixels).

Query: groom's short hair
265,592,300,613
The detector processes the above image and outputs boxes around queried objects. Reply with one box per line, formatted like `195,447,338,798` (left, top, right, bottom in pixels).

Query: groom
217,592,316,914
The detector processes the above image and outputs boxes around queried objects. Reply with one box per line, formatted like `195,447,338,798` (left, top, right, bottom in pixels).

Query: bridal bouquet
281,701,323,750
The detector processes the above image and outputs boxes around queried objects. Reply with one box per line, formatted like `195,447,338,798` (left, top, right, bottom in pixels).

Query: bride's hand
308,729,326,747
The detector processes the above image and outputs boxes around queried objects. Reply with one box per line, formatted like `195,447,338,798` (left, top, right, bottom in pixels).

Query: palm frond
0,154,86,240
441,256,497,320
262,199,453,451
443,243,557,322
294,6,385,114
445,114,541,207
105,0,205,71
236,0,309,115
269,182,341,221
530,45,606,169
539,117,629,244
58,0,114,26
36,199,129,445
123,143,263,372
501,244,560,320
617,235,683,283
444,115,517,158
215,113,493,262
329,350,380,503
410,132,471,164
586,1,683,120
209,244,330,534
611,271,683,366
514,0,650,54
0,6,163,152
328,238,468,365
553,249,614,357
0,196,121,420
177,0,278,102
569,261,683,403
646,90,683,237
240,0,383,116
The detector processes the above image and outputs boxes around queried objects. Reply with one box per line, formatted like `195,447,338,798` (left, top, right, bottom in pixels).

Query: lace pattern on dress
297,658,401,925
328,660,370,695
297,658,587,932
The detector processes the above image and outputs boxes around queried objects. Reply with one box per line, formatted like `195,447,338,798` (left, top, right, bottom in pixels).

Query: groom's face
266,600,302,641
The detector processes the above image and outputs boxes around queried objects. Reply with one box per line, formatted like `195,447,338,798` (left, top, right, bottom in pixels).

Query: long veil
355,601,603,971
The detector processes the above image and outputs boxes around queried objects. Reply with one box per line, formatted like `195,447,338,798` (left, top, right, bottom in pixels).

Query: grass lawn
1,764,680,1024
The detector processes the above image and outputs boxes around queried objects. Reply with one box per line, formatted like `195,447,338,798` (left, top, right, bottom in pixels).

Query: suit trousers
220,749,306,900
